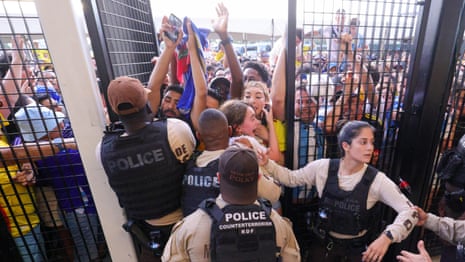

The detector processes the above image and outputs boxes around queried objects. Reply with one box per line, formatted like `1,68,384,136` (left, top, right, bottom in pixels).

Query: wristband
220,36,232,46
384,230,394,241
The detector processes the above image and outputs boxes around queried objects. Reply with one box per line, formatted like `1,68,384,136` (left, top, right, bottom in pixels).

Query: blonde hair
243,81,270,102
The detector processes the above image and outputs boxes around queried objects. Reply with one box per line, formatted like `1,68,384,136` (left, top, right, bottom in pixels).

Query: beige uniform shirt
196,149,281,203
96,118,196,226
161,195,301,262
262,158,418,242
425,213,465,245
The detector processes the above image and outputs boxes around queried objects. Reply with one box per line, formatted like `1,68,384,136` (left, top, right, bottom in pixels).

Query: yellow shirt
0,112,9,144
0,141,39,237
273,119,286,152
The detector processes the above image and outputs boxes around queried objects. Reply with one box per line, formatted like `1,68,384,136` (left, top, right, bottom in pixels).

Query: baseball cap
219,145,258,189
107,76,148,115
15,103,65,142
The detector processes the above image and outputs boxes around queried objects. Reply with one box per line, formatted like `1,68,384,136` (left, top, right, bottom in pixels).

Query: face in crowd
243,67,264,83
161,88,182,118
220,100,259,137
242,81,269,119
295,88,317,123
238,105,259,136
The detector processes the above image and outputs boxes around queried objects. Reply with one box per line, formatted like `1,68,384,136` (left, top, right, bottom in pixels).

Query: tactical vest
199,198,279,262
182,158,220,216
319,159,379,235
100,121,184,220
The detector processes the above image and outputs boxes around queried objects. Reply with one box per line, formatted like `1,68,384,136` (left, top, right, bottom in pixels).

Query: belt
325,234,368,252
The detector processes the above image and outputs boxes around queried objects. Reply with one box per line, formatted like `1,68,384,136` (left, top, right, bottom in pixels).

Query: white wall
34,0,137,261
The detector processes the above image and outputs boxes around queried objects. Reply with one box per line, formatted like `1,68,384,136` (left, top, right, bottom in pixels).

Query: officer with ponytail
258,120,418,262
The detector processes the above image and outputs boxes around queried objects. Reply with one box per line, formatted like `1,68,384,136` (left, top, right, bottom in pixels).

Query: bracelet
220,36,232,46
384,230,394,241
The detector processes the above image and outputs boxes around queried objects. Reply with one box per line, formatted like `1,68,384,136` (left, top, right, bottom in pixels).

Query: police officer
399,206,465,262
163,145,300,261
182,108,281,216
259,120,418,262
425,133,465,261
98,76,195,261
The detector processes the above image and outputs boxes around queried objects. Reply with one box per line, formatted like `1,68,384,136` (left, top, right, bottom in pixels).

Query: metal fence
1,0,465,261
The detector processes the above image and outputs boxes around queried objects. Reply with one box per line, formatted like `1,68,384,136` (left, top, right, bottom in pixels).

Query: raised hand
159,16,183,49
185,18,196,51
212,3,229,39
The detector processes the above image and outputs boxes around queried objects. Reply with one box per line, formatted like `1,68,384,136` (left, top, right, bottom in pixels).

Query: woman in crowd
219,99,281,203
241,81,285,164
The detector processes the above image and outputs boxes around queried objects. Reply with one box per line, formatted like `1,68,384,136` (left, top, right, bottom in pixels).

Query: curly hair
243,61,270,87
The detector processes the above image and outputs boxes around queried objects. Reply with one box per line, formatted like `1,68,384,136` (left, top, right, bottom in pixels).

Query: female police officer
258,120,418,262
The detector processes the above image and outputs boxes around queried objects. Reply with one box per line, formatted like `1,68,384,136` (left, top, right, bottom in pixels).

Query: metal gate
284,0,465,259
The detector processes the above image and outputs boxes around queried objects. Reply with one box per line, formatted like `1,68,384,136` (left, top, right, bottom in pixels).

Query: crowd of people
0,36,104,261
95,3,461,262
1,2,464,262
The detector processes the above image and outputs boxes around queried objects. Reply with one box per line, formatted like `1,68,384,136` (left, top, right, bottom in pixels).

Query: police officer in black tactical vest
162,145,300,261
98,76,195,261
433,134,465,261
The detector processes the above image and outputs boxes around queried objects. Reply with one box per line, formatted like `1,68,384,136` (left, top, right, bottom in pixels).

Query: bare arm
1,36,24,118
147,16,183,115
0,139,78,165
169,51,179,85
324,96,345,135
186,19,207,132
347,46,378,110
260,109,284,165
212,3,244,99
271,46,287,122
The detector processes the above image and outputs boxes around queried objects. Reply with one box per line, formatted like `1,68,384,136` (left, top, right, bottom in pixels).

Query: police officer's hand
362,233,391,262
256,147,269,166
396,240,432,262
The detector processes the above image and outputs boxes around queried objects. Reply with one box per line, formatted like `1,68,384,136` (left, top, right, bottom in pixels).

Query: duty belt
324,233,368,252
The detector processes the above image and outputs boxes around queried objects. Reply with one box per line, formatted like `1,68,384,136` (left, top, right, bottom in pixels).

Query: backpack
199,198,280,262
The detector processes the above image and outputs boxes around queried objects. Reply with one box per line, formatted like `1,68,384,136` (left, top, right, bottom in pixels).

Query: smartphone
165,14,182,42
264,104,271,112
